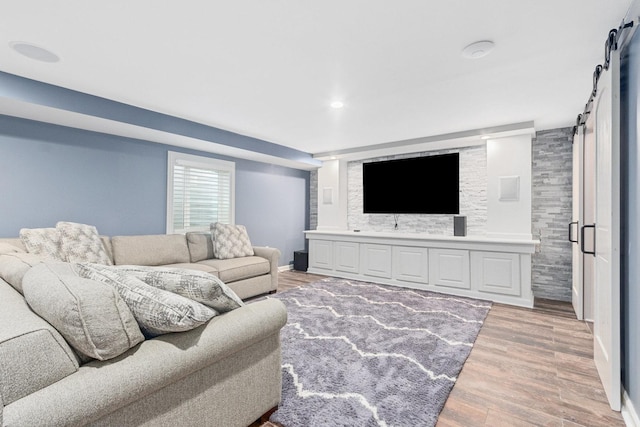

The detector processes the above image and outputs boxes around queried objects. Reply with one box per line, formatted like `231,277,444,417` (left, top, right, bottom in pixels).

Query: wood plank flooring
256,270,624,427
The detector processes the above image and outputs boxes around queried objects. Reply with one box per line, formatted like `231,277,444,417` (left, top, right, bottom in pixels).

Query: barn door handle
581,224,596,256
568,221,579,243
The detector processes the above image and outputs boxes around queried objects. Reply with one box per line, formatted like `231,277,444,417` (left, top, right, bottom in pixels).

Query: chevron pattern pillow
19,227,66,261
210,223,254,259
57,222,112,265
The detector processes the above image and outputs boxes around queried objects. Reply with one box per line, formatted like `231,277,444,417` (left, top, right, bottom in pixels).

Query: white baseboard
278,264,293,272
623,388,640,427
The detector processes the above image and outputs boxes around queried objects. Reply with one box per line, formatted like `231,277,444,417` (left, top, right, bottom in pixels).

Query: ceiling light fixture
10,41,60,63
330,101,344,109
481,135,492,140
461,40,494,59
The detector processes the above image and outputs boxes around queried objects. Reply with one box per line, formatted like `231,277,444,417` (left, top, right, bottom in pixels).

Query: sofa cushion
0,238,26,252
0,242,24,255
0,280,79,406
111,234,190,266
162,262,219,276
89,264,244,313
19,227,66,261
197,256,270,283
210,223,255,259
74,263,216,337
22,262,144,361
100,236,114,264
0,252,44,295
56,222,113,265
186,232,214,262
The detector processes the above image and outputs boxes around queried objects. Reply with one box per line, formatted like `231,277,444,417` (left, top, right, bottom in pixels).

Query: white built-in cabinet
305,230,538,307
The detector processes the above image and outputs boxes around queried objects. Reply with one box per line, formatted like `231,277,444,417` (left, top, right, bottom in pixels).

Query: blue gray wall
0,115,309,266
621,25,640,415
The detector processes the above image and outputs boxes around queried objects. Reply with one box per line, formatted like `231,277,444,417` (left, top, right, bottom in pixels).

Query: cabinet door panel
429,249,470,290
361,244,392,278
309,240,333,270
471,252,520,296
335,242,359,273
392,246,429,284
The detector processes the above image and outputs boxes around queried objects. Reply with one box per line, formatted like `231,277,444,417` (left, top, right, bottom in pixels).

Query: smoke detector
462,41,495,59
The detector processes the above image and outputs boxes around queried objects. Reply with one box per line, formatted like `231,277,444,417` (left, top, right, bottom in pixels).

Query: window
167,151,235,234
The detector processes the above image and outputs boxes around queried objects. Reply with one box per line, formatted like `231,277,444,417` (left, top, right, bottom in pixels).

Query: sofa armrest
3,299,287,427
252,246,281,291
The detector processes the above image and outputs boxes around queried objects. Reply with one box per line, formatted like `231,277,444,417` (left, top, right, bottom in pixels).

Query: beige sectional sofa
0,233,287,427
106,233,281,300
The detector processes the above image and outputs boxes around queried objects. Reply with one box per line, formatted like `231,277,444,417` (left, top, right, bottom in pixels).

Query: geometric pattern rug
267,277,491,427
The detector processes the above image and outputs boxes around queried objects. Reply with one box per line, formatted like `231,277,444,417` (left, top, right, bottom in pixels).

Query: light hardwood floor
258,270,625,427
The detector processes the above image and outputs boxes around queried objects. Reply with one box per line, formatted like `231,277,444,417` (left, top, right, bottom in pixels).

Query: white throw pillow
56,222,112,265
19,227,66,261
210,223,254,259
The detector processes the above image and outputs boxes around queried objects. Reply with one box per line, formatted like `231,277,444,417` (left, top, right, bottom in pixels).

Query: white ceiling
0,1,633,156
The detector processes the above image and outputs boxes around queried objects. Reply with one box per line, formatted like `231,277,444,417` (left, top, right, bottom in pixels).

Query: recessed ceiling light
10,41,60,63
481,135,492,140
330,101,344,109
462,40,494,59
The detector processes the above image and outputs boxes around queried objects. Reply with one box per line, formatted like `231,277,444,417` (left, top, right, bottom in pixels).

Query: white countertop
304,230,540,254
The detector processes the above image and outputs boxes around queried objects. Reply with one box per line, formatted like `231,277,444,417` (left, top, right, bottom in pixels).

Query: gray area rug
267,277,491,427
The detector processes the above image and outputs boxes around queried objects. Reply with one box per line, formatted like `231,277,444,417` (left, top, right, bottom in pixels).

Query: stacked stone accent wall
309,170,318,230
531,128,574,301
347,146,487,234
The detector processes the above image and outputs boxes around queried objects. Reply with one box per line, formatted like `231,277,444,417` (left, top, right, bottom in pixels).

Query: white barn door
571,126,584,319
593,52,621,411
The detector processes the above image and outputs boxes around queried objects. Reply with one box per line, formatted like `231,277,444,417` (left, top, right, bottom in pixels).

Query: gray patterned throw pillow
19,227,66,261
57,222,113,265
87,264,244,312
210,223,254,259
73,263,217,337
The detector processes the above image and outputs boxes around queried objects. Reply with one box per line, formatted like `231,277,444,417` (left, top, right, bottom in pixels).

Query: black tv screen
362,153,459,214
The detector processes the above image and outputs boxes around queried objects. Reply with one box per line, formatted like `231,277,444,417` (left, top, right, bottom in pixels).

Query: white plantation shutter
167,152,235,234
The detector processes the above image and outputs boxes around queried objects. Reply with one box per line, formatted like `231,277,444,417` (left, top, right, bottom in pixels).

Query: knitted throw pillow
210,223,254,259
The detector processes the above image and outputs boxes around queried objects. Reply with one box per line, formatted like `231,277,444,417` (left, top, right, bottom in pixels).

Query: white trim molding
278,264,293,272
623,388,640,427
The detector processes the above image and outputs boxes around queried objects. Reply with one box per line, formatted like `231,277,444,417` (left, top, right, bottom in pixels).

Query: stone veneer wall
531,127,574,301
309,169,318,230
308,127,574,301
347,146,487,234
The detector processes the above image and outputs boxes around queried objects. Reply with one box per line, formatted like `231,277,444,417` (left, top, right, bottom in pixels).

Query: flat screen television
362,153,459,214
